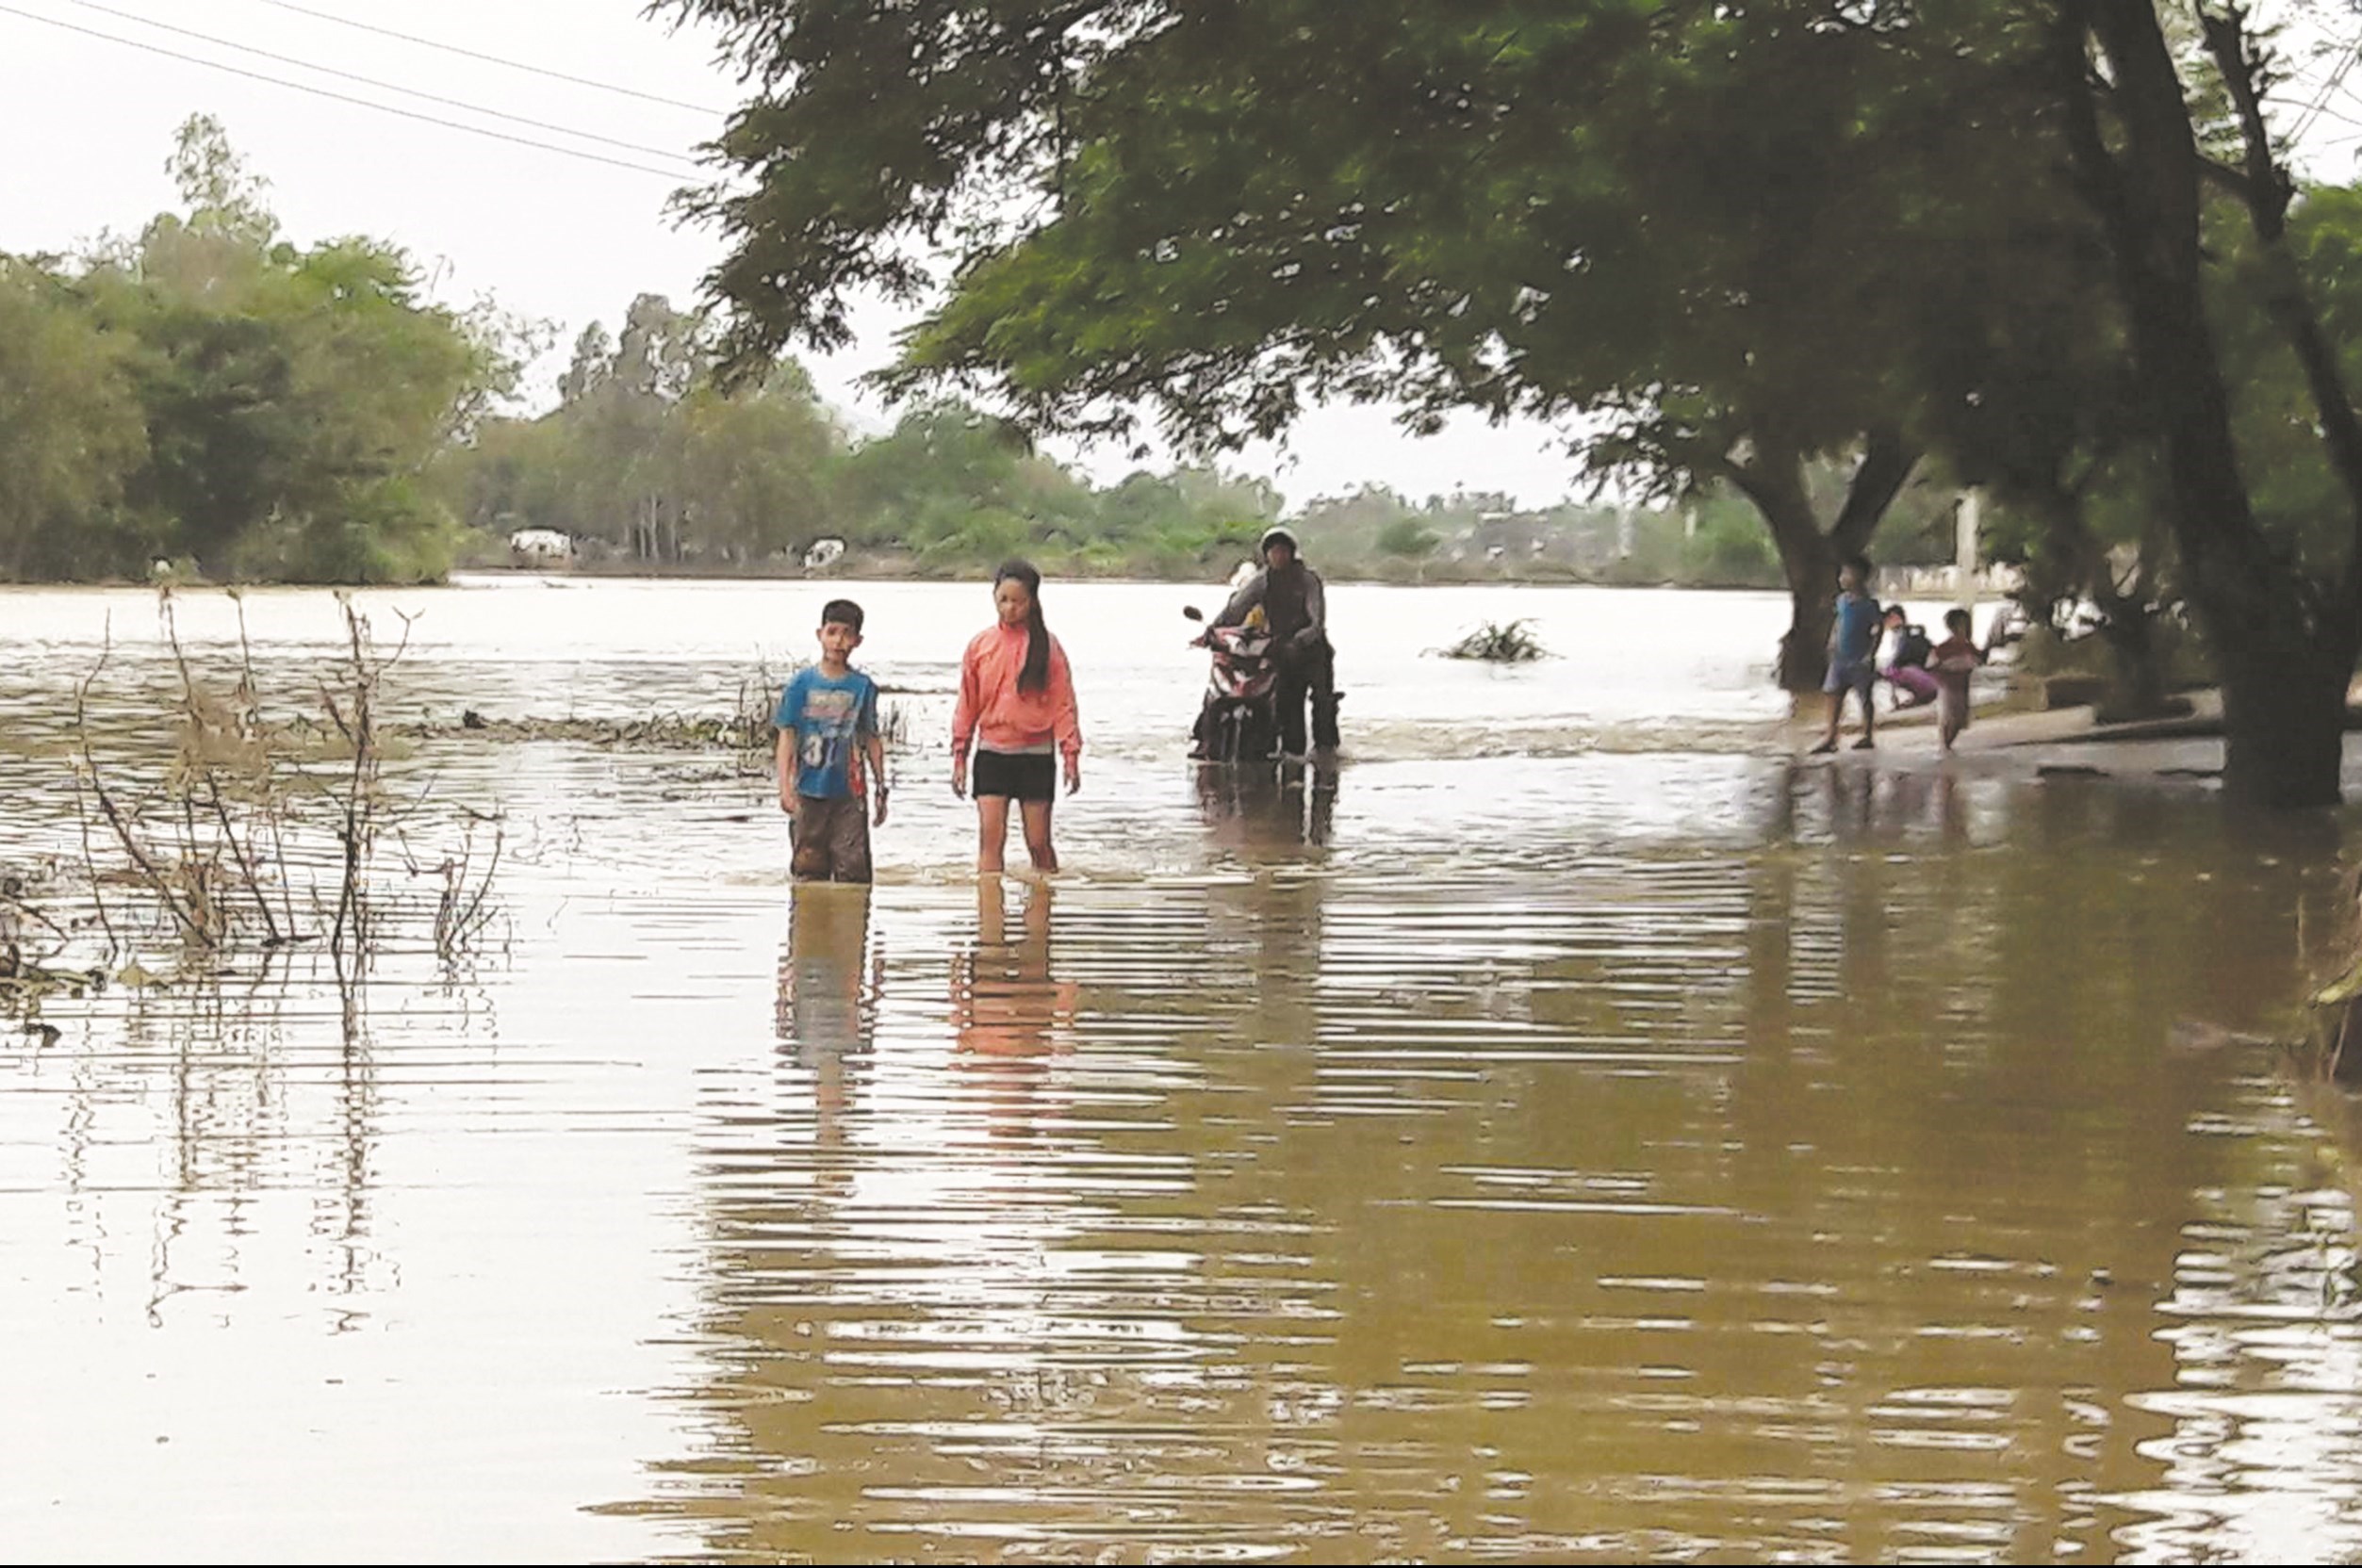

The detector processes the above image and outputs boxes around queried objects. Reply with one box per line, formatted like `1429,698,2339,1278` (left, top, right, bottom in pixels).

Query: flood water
5,576,2362,1561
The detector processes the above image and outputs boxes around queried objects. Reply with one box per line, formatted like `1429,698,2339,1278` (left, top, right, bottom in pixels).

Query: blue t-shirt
775,666,879,799
1833,591,1879,664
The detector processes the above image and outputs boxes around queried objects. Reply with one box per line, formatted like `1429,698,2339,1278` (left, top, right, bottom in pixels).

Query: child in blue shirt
775,599,888,882
1810,554,1882,754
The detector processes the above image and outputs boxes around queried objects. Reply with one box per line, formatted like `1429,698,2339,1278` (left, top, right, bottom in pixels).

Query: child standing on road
1930,606,1986,753
1811,554,1883,754
952,561,1082,874
776,598,888,882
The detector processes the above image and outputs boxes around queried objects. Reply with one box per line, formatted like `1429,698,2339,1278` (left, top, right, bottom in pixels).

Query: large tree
2044,1,2362,806
670,0,2062,687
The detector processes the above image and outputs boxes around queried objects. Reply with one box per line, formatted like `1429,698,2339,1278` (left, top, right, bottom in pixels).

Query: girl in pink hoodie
951,561,1082,873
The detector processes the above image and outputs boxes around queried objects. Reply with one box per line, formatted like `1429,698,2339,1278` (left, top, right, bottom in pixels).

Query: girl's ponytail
996,559,1051,694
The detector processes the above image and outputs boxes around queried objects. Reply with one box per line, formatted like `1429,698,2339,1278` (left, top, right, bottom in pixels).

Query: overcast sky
6,1,2360,512
0,0,1590,509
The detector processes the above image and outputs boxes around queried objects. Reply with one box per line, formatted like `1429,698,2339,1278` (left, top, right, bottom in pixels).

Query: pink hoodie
952,623,1082,760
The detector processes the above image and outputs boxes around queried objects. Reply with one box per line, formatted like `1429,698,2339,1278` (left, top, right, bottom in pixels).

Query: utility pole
1957,489,1981,612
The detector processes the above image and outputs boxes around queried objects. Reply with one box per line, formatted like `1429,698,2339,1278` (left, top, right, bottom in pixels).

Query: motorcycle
1182,605,1280,763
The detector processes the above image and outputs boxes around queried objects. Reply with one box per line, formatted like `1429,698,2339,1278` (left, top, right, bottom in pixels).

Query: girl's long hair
995,559,1051,694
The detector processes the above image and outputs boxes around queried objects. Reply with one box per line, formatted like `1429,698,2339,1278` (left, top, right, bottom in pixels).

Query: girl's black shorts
973,749,1056,802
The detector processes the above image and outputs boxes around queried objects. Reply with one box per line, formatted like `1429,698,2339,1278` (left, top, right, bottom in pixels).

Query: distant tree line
2,116,1878,591
435,291,1290,579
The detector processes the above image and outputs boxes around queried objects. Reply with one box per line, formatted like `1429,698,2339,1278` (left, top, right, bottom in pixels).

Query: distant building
507,529,574,569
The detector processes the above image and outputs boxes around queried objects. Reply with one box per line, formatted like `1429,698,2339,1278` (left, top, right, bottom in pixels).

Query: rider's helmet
1259,526,1300,562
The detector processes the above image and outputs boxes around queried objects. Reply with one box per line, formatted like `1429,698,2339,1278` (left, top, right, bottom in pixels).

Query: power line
0,3,704,181
246,0,725,116
57,0,707,169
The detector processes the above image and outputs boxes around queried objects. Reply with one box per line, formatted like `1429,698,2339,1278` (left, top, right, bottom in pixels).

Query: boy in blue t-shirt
1810,554,1883,755
774,599,888,882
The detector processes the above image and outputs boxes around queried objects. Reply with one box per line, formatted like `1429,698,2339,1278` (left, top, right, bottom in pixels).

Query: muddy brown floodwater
6,578,2362,1561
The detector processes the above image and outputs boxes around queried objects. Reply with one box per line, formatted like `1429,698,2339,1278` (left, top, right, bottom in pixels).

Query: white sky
6,1,2361,513
0,0,1586,509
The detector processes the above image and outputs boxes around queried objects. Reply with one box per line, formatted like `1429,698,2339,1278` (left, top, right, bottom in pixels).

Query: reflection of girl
950,881,1078,1060
951,561,1082,874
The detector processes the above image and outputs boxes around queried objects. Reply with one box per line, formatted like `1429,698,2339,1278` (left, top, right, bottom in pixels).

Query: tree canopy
670,0,2084,686
675,0,2362,802
0,116,521,583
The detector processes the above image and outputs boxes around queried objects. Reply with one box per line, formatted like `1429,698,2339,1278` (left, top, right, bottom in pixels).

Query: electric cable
246,0,723,114
0,2,705,181
57,0,708,168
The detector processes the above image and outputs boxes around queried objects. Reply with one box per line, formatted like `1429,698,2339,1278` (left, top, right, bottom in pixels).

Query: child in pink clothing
951,561,1083,874
1930,606,1987,753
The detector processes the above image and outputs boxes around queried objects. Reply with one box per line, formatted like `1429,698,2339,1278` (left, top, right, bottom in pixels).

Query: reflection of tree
29,953,396,1330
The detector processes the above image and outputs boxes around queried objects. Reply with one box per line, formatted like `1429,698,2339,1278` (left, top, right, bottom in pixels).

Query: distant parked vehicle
508,529,575,569
804,537,847,571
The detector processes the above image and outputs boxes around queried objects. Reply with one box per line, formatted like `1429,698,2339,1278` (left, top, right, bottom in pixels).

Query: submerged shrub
1435,619,1548,662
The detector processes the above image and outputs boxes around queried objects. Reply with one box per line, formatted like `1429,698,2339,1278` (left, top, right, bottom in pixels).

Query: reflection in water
950,879,1080,1139
642,790,2362,1562
19,580,2362,1559
1196,758,1341,852
776,887,879,1168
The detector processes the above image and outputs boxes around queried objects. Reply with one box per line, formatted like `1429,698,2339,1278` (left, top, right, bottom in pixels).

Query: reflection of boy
776,892,878,1185
1929,607,1986,753
777,892,876,1057
775,599,888,882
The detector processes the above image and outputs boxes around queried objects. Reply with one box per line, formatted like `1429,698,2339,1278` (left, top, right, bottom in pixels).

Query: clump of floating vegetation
1435,619,1550,662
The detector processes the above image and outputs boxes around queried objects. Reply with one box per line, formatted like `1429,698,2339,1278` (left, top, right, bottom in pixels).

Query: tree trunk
2095,608,2168,722
1778,530,1838,694
1723,429,1915,693
2221,644,2349,809
2063,1,2359,806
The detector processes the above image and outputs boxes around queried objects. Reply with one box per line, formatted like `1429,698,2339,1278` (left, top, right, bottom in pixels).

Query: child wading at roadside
775,598,888,882
952,561,1082,874
1811,554,1883,754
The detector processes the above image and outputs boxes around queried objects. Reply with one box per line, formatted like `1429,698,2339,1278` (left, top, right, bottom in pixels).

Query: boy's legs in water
976,795,1011,874
1019,799,1059,873
1813,668,1877,754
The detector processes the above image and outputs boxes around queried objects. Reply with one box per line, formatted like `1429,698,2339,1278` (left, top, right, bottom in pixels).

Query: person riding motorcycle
1214,526,1339,755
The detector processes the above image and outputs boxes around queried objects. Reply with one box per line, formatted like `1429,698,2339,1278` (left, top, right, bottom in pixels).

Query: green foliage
668,0,2080,687
0,117,517,584
0,261,147,579
1376,517,1439,559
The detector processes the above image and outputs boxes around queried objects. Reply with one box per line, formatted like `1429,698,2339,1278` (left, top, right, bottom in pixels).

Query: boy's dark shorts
972,750,1057,802
1822,658,1876,696
793,794,872,882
